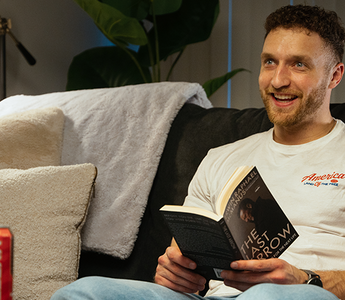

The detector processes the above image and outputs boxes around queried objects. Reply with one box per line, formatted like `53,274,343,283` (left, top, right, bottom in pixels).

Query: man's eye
265,59,275,66
296,62,305,67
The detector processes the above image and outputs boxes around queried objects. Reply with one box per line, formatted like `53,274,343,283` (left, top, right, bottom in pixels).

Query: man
51,4,345,300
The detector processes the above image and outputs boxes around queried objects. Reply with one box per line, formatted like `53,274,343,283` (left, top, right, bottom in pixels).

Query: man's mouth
272,93,298,102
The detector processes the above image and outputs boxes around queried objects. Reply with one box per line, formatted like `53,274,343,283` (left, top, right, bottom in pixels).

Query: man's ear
329,62,344,89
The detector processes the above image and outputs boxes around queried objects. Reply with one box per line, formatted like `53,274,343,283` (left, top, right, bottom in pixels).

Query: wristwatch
301,269,323,287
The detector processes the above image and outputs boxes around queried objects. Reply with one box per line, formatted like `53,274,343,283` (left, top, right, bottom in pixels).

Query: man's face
258,27,334,128
240,204,254,223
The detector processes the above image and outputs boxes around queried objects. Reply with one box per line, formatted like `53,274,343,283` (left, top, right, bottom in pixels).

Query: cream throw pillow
0,163,97,300
0,107,64,169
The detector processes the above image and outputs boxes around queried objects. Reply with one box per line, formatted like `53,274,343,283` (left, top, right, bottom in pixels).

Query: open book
160,166,298,281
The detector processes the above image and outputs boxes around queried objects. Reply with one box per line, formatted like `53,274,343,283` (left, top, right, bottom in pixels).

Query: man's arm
154,239,207,293
317,270,345,299
220,259,345,299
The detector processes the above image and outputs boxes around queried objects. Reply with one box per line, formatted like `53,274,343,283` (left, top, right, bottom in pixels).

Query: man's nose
271,65,291,89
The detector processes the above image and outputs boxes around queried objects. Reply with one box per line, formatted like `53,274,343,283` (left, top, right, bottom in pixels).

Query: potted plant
67,0,246,97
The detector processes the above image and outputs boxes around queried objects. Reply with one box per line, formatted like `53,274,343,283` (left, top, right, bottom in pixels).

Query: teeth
274,94,296,100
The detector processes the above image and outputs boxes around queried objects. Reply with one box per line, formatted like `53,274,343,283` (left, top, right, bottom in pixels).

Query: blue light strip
228,0,233,108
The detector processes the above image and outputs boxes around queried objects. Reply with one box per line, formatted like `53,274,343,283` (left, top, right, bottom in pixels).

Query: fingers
155,265,205,293
221,258,303,291
155,246,206,293
230,258,280,272
166,246,197,271
221,269,271,291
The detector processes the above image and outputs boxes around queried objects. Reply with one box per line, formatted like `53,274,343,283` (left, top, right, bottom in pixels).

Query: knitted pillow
0,107,64,169
0,164,97,299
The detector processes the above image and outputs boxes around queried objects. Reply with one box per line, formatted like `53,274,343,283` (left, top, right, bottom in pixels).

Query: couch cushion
0,107,64,169
0,164,97,299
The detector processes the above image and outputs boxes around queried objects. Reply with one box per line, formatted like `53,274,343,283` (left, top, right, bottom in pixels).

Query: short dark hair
264,5,345,63
237,198,254,218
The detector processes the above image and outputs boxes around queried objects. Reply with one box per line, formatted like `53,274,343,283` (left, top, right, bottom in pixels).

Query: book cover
160,166,299,281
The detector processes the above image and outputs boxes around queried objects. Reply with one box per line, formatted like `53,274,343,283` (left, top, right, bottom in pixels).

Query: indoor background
1,0,344,108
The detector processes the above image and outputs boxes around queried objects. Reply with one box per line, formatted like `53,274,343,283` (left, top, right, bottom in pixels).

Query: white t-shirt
183,120,345,297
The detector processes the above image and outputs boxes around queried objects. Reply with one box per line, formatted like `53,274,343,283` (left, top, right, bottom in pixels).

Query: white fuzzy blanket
0,82,212,258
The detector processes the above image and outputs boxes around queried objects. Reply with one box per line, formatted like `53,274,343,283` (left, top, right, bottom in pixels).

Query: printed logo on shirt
301,172,345,187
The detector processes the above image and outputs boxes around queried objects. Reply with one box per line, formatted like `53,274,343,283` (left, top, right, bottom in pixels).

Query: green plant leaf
66,46,151,91
202,68,249,98
73,0,148,45
156,0,220,58
152,0,183,15
99,0,151,20
138,0,219,66
97,0,182,20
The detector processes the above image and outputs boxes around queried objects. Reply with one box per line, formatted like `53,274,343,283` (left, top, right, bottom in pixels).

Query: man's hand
221,258,307,291
154,245,207,293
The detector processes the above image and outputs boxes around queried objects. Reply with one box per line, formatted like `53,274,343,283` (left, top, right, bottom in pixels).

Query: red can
0,228,12,300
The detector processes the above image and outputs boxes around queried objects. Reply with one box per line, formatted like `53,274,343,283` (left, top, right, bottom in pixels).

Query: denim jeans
50,276,339,300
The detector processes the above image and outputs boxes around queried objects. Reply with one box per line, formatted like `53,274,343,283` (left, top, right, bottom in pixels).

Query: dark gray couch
78,102,345,285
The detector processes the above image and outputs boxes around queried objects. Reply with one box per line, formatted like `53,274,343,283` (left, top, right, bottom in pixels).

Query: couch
77,99,345,282
1,82,345,299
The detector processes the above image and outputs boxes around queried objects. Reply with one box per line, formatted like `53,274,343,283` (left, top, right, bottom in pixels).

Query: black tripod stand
0,16,36,100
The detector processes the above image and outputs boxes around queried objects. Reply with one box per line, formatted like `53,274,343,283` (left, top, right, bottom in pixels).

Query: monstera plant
67,0,246,97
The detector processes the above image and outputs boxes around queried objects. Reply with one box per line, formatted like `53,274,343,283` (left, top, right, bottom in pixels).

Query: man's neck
273,118,336,145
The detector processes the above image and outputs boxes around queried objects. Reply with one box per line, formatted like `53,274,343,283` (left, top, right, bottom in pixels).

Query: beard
260,82,328,128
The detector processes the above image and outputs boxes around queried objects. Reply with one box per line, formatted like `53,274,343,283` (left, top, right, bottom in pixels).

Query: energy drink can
0,228,12,300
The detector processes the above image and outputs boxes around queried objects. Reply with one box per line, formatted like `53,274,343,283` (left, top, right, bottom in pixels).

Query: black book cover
160,166,299,281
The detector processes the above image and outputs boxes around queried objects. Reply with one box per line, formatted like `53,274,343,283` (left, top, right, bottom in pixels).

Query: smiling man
259,21,343,145
51,5,345,300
